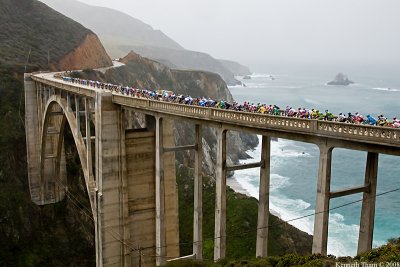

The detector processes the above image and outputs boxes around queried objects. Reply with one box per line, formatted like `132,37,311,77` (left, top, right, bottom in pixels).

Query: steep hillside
219,59,252,76
0,0,111,70
124,45,241,86
39,0,183,53
119,51,234,101
38,0,243,85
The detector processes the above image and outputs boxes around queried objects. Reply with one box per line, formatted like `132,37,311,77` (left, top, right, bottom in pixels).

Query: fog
76,0,400,69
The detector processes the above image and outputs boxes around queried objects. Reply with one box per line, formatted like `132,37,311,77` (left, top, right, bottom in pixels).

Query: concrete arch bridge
24,73,400,266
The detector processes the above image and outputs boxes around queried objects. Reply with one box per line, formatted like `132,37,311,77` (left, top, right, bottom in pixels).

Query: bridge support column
155,116,167,266
312,144,333,255
256,136,271,258
357,152,379,255
214,128,227,261
193,124,203,259
95,91,129,266
25,74,41,204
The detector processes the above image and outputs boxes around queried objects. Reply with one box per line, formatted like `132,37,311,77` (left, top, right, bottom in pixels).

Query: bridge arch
40,94,95,213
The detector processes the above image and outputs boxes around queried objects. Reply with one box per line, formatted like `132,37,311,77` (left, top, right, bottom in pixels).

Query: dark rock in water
327,73,354,86
243,75,252,80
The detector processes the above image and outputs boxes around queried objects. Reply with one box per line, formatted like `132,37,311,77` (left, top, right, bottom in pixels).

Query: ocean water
228,66,400,256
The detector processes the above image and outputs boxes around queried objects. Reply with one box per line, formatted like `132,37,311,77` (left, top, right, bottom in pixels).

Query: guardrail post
312,120,318,132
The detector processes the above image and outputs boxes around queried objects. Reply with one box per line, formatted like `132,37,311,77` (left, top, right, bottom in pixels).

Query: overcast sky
76,0,400,68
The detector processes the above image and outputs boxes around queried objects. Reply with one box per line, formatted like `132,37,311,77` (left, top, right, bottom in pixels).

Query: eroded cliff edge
51,33,112,71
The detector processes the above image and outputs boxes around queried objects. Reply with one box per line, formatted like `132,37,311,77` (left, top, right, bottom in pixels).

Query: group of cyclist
61,76,400,129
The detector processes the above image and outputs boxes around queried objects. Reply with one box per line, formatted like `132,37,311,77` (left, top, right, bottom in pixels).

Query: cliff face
118,51,234,101
51,34,112,71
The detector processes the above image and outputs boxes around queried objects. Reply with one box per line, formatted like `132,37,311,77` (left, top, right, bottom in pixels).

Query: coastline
227,175,281,218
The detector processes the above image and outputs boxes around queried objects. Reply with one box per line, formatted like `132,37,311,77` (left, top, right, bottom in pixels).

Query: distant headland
327,73,354,86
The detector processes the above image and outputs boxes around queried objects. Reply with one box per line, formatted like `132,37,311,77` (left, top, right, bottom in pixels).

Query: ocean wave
228,84,246,88
249,73,275,78
271,140,313,158
271,173,292,191
372,87,400,92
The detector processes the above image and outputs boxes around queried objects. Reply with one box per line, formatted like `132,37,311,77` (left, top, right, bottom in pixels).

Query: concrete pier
312,144,333,255
155,116,166,266
193,124,203,259
358,152,379,255
256,136,271,257
214,128,227,261
94,91,129,266
24,74,42,204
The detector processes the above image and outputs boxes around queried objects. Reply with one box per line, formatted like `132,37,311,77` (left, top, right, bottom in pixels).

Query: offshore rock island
327,72,354,86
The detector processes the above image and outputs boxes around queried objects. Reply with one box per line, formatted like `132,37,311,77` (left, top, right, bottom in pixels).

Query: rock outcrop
327,73,354,86
51,33,112,71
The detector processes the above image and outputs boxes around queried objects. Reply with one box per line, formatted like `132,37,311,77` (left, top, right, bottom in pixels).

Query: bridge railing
150,100,210,117
317,121,399,144
210,109,314,132
32,75,96,98
115,95,400,145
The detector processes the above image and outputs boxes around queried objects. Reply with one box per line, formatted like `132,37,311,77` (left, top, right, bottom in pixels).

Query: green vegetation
176,165,312,261
165,238,400,267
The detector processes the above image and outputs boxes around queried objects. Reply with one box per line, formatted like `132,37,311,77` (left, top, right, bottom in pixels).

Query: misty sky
77,0,400,68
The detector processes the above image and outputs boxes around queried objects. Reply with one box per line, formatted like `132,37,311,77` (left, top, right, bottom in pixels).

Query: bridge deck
31,73,400,151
